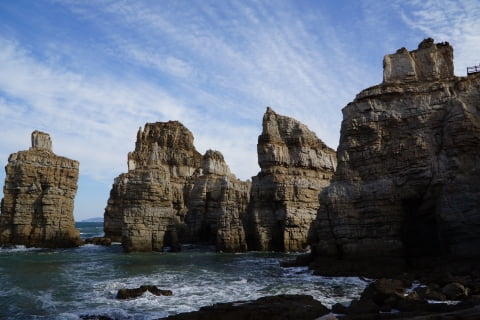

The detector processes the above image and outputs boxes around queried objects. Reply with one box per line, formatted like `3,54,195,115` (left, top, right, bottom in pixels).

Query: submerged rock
0,131,82,248
84,237,112,246
312,39,480,275
116,285,172,299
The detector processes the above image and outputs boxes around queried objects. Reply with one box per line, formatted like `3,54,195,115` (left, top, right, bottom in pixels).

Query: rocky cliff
0,131,82,248
247,107,337,251
184,150,251,252
105,109,336,252
312,39,480,275
104,122,202,251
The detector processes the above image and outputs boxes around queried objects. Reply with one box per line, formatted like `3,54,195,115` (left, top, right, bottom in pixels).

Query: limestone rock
247,107,336,251
383,38,454,83
184,150,251,252
104,121,201,252
105,111,336,253
0,131,82,248
312,39,480,272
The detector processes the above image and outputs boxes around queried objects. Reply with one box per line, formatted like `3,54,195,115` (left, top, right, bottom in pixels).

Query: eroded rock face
383,38,454,83
106,110,336,253
247,108,336,251
104,122,202,252
312,39,480,272
0,131,82,248
184,150,251,252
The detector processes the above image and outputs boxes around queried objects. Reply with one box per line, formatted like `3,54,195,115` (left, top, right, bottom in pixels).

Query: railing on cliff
467,64,480,75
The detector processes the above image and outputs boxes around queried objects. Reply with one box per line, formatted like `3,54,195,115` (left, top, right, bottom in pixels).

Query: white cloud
397,0,480,74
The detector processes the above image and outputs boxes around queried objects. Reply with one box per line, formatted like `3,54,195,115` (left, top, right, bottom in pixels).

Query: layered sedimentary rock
106,109,337,252
184,150,251,252
104,122,202,251
312,39,480,272
0,131,82,248
247,107,337,251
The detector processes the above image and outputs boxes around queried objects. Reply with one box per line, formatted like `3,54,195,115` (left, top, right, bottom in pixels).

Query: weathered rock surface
312,39,480,275
159,294,329,320
247,107,336,251
105,109,336,252
84,236,112,246
105,121,202,252
184,150,251,252
0,131,82,248
116,285,172,299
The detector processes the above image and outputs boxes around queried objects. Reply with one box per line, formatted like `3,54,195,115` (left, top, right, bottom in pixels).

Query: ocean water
0,222,369,320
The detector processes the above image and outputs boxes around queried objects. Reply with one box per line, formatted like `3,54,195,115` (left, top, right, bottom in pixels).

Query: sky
0,0,479,221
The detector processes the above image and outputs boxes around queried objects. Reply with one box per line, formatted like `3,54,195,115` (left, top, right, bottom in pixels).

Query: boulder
442,282,469,300
0,131,82,248
116,285,172,299
84,237,112,246
159,294,329,320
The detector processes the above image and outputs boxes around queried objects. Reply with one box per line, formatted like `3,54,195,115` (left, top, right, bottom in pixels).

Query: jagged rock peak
30,130,52,152
383,38,454,83
202,149,230,176
127,121,202,175
0,131,82,248
258,107,336,171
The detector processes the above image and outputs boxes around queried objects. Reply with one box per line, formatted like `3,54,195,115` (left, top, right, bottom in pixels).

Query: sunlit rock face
105,110,338,253
312,39,480,274
184,150,251,252
247,107,337,252
104,121,202,252
0,131,82,248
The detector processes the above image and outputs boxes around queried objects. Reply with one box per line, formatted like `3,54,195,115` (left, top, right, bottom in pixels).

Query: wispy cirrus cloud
397,0,480,73
2,0,478,219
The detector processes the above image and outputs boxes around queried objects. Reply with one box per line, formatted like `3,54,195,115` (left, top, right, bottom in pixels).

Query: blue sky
1,0,479,221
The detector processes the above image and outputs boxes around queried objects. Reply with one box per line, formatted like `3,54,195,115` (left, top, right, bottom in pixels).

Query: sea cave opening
401,196,442,259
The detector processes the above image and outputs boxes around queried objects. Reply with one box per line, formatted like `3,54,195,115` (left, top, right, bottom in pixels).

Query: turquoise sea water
0,222,368,319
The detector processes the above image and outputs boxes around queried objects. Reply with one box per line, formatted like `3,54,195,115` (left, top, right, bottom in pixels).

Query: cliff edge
311,39,480,276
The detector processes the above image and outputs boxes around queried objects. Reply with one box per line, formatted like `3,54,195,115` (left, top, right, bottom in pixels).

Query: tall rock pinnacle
0,131,82,248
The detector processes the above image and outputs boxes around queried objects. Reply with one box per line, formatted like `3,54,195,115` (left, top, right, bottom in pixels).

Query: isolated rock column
247,108,337,251
0,130,82,248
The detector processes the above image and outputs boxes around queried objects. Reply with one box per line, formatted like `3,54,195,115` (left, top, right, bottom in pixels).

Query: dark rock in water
158,294,329,320
442,282,469,300
84,237,112,246
414,286,446,301
116,285,172,299
80,316,114,320
360,278,408,306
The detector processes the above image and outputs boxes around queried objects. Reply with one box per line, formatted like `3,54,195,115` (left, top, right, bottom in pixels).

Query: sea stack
184,150,251,252
247,107,337,251
104,121,202,252
311,39,480,276
0,131,82,248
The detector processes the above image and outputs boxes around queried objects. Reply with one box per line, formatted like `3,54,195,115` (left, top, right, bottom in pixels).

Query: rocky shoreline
1,38,480,319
